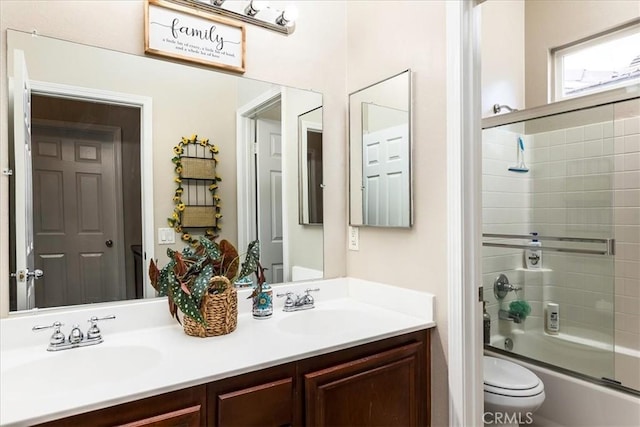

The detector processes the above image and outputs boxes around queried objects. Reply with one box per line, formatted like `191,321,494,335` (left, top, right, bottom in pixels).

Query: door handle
105,240,113,248
11,268,44,281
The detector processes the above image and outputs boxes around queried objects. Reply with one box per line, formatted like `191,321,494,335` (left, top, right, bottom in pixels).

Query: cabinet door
305,342,422,427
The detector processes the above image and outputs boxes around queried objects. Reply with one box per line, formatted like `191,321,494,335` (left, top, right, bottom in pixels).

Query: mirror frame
348,69,413,228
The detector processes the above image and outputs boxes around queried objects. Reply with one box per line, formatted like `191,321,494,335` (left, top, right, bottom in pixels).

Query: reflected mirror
7,29,324,313
298,106,323,225
349,70,412,227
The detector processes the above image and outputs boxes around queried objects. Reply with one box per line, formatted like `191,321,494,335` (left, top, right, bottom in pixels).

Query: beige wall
345,2,449,425
524,0,640,108
0,0,347,315
480,0,525,117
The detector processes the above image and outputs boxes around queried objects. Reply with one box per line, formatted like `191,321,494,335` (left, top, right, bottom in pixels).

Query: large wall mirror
349,70,412,228
6,29,324,313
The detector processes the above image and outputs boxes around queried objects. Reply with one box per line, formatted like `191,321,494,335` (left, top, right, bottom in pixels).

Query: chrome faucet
276,288,319,312
33,315,116,351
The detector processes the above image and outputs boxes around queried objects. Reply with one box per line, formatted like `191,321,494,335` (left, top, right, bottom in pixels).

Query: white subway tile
623,171,640,189
566,142,585,160
603,122,614,138
615,136,626,154
584,123,604,141
623,189,640,207
616,225,640,243
549,130,566,146
603,137,614,155
532,132,550,148
626,134,640,153
624,116,640,136
624,152,640,171
615,120,625,137
566,127,585,143
624,278,640,298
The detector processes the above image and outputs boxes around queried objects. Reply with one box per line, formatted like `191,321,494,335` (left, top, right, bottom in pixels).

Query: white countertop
0,277,435,426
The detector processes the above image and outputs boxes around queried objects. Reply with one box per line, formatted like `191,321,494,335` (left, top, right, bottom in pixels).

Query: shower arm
493,104,519,114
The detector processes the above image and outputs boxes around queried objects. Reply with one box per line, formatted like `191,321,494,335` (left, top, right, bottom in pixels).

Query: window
552,23,640,101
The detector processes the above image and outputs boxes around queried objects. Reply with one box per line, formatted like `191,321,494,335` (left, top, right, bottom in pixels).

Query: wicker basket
183,276,238,338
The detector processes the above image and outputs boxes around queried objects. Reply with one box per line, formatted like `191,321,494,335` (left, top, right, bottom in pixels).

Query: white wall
345,2,449,425
0,0,348,316
480,0,525,117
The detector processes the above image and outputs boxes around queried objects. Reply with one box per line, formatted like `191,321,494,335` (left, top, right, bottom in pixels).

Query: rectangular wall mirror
349,70,412,227
298,106,323,225
6,29,324,313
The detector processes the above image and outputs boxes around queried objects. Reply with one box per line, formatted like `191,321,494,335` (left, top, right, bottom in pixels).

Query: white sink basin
277,308,378,336
2,344,162,398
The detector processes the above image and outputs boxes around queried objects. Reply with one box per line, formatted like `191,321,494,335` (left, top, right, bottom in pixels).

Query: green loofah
509,300,531,319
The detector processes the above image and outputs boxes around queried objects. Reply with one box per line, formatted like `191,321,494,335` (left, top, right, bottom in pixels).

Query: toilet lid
484,356,541,390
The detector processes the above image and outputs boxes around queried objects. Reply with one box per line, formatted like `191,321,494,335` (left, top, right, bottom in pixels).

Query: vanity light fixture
172,0,296,35
244,0,266,17
275,5,298,27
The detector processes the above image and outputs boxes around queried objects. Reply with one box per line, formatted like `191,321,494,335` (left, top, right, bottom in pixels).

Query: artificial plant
149,237,260,326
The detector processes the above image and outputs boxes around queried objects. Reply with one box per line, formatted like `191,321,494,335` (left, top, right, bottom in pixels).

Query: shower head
493,104,519,114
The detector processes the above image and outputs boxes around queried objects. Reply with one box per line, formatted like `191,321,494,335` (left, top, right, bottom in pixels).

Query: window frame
551,20,640,102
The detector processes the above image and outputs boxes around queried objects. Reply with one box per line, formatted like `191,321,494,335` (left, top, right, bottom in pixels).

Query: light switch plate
348,226,359,251
158,228,175,245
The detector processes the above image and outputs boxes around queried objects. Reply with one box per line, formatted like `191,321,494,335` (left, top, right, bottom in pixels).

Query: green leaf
238,240,260,280
200,236,221,260
168,270,205,326
181,246,195,258
156,259,175,296
192,264,213,302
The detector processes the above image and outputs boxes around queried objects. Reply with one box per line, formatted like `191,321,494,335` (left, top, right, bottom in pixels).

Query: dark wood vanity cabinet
35,330,430,427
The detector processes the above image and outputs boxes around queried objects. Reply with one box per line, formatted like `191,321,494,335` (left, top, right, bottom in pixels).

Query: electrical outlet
348,226,359,251
158,228,175,245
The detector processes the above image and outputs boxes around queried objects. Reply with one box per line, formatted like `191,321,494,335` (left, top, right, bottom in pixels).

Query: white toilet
483,356,546,427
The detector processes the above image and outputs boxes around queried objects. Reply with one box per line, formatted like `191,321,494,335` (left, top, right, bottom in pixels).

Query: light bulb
245,0,269,16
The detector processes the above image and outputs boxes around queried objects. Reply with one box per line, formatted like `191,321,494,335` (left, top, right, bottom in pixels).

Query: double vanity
0,278,435,426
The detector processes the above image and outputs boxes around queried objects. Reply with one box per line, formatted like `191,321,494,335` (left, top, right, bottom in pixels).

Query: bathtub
487,331,640,426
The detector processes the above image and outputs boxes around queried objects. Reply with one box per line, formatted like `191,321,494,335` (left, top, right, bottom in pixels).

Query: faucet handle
276,292,295,307
305,288,320,294
86,315,116,340
33,321,65,345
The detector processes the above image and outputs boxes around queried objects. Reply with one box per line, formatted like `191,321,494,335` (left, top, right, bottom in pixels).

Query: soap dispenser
483,301,491,345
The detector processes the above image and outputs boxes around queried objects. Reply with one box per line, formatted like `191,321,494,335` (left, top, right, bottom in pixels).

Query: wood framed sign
145,0,246,73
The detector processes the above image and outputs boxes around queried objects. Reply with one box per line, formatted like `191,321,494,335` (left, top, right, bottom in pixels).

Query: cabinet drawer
218,377,293,427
